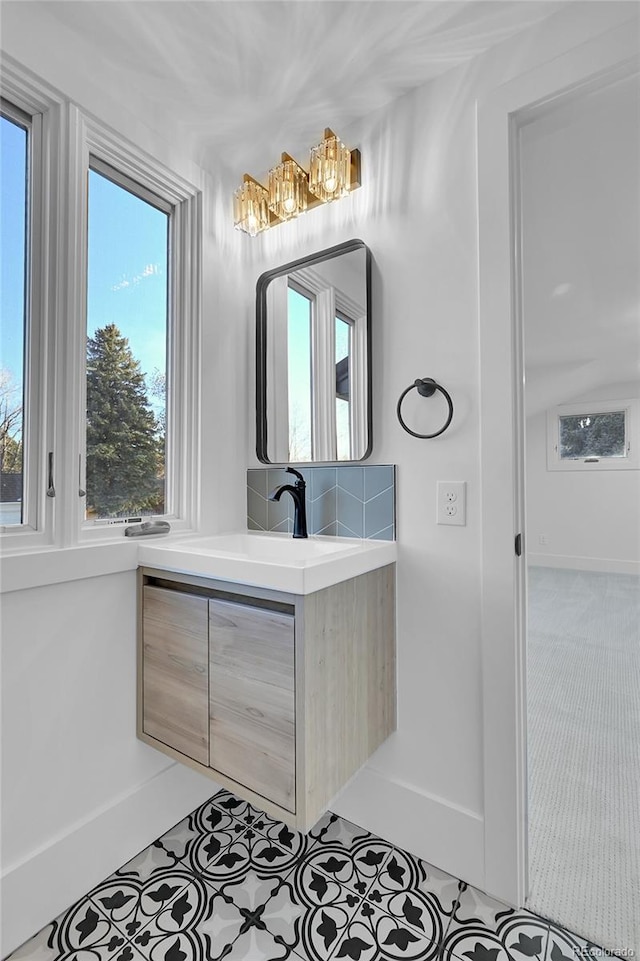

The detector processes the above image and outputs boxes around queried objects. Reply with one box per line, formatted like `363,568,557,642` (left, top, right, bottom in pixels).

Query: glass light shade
233,179,269,237
308,132,351,202
268,158,307,220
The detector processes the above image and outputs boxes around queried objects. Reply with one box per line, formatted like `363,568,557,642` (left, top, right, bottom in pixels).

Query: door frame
478,19,639,906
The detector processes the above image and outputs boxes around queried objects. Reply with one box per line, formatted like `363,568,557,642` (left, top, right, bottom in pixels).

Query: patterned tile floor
7,789,611,961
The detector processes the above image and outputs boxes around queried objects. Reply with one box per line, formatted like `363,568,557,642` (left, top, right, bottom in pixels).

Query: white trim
57,103,89,547
350,313,368,459
478,22,639,906
331,766,486,893
265,276,291,463
0,541,138,594
0,66,61,549
546,398,639,471
528,554,640,576
0,762,216,958
312,286,338,461
0,55,65,116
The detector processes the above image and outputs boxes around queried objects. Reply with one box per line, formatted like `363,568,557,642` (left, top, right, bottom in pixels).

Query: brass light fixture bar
233,128,361,236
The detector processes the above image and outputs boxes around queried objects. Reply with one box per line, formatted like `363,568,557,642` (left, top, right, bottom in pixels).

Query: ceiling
5,0,563,173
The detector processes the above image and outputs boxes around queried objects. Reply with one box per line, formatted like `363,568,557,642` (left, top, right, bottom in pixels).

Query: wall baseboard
0,763,217,958
527,553,640,575
330,765,486,893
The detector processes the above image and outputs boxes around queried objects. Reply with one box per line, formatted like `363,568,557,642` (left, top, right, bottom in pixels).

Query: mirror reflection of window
258,242,370,465
335,313,352,461
287,284,313,462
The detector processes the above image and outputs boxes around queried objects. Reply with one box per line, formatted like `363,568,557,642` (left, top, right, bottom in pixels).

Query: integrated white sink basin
137,530,397,594
166,533,354,560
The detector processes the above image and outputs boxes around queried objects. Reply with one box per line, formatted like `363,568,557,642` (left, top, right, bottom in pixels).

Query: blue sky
1,114,168,424
1,115,27,387
87,168,168,394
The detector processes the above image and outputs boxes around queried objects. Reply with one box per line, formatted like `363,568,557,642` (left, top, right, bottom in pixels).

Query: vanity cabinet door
142,586,209,765
209,599,295,812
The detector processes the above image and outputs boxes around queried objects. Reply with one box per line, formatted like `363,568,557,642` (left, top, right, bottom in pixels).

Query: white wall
519,67,640,573
0,573,217,946
0,13,249,954
526,382,640,572
243,2,638,888
1,1,637,953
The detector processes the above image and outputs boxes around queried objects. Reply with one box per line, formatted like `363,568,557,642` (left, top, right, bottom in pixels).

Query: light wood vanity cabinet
138,564,395,832
208,599,296,812
141,586,209,765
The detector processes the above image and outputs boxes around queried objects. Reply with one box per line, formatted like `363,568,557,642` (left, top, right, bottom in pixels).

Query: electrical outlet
437,481,466,526
538,533,548,546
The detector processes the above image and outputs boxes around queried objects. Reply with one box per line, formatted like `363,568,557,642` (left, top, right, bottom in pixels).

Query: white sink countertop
137,530,397,594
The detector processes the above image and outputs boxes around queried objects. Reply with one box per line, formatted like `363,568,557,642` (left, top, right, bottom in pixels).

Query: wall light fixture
308,128,352,202
233,175,270,237
233,129,361,236
268,153,308,221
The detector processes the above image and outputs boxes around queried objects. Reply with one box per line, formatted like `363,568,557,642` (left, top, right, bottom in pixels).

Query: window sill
0,540,140,593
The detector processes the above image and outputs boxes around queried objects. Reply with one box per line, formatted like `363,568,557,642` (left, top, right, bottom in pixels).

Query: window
0,93,48,545
78,131,200,540
85,162,169,521
287,283,313,462
547,399,639,470
0,106,28,527
0,62,201,550
284,272,365,462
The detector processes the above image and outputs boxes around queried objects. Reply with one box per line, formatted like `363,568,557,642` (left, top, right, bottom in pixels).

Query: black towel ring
396,378,454,439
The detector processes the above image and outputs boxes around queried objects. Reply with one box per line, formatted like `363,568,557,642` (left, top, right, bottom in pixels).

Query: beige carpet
526,566,640,954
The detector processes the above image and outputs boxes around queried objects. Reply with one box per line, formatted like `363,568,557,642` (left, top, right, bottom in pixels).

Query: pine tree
86,324,163,516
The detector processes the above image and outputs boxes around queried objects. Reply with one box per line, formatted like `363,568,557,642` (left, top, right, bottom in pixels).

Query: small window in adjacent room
547,399,639,470
85,160,170,520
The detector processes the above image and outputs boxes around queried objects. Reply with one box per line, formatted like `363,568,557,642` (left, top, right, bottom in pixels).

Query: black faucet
268,467,308,539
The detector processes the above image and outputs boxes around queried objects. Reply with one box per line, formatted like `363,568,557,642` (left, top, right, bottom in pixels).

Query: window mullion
27,108,53,541
54,103,88,547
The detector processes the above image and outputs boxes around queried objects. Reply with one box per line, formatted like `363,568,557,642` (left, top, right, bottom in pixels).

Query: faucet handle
286,467,306,486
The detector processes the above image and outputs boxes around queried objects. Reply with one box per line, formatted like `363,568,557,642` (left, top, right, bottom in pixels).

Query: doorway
477,14,640,952
517,72,640,950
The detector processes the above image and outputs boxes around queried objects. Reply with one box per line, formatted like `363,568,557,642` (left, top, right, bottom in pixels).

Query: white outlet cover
437,481,466,526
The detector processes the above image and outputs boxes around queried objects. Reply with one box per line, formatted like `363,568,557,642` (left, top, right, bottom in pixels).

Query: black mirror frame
256,238,372,464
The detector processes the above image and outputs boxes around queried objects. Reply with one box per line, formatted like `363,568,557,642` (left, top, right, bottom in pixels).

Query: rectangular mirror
256,239,372,463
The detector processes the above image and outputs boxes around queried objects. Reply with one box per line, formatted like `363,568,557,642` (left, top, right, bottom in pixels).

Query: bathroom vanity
136,532,396,832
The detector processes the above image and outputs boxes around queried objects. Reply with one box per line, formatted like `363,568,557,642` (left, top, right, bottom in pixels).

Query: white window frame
0,73,57,550
74,115,201,543
335,309,354,460
546,398,639,471
286,278,315,462
0,56,201,552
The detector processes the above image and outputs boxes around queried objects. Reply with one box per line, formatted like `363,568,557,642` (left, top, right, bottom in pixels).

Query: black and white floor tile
7,790,612,961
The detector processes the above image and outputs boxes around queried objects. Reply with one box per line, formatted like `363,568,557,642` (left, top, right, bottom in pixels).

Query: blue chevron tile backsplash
247,465,395,540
